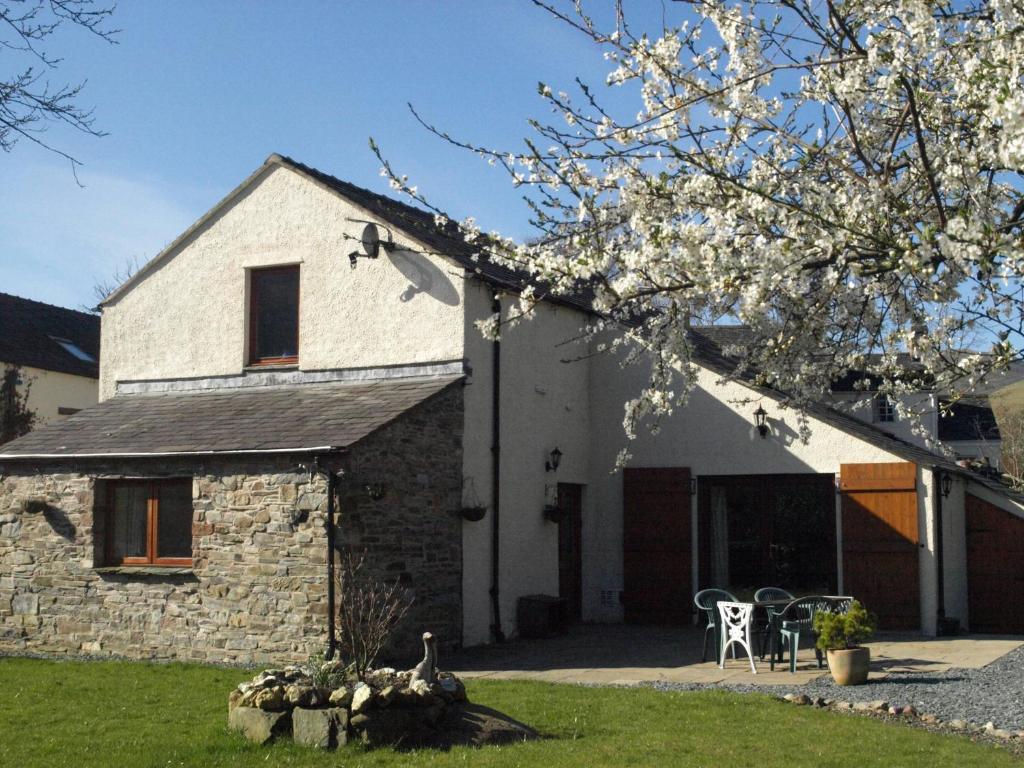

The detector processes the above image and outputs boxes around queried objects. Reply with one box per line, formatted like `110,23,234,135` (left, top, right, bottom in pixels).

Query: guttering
489,294,506,643
0,446,344,460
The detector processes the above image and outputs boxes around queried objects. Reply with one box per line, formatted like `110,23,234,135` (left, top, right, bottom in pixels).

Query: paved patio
449,624,1023,687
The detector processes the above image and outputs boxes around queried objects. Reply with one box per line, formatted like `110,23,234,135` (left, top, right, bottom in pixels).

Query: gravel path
647,644,1024,731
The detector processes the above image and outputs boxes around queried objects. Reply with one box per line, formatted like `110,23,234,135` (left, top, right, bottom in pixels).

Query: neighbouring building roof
0,375,461,459
0,292,100,378
99,153,596,315
938,398,1001,442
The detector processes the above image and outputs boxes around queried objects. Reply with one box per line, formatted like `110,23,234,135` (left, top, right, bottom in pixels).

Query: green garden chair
768,596,834,673
694,588,737,663
753,587,794,659
754,587,795,602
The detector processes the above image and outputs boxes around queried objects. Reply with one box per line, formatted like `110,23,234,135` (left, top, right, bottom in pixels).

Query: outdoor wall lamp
941,472,953,498
364,483,387,501
754,405,769,439
545,447,563,472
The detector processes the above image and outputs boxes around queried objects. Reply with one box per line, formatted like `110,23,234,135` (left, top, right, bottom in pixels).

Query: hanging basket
459,506,487,522
542,505,563,523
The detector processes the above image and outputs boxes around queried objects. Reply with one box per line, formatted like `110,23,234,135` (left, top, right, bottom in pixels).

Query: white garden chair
717,601,757,674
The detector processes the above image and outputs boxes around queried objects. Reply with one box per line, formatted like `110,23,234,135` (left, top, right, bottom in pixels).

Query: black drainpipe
932,467,946,631
319,456,338,659
490,294,506,643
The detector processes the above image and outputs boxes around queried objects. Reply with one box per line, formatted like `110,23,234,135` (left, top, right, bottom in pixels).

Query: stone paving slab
865,634,1022,673
450,625,1023,687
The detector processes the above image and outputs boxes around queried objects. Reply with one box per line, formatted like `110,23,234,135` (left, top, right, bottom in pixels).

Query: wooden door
966,493,1024,633
840,462,920,630
557,483,584,622
623,467,691,624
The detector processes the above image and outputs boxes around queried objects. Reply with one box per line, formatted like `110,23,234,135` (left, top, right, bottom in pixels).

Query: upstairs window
104,479,193,567
874,394,896,423
249,265,299,365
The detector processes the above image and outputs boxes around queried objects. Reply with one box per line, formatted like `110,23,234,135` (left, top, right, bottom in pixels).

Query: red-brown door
623,467,691,624
966,493,1024,633
840,462,920,630
557,483,584,622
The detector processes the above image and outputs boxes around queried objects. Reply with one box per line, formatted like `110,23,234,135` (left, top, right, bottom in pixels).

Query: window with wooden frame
873,394,897,424
104,479,193,566
249,265,300,365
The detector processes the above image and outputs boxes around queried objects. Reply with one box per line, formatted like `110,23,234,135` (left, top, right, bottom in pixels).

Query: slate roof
0,292,100,378
0,375,461,458
100,154,596,314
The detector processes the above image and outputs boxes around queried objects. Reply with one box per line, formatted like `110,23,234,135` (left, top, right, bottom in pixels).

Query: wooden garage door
623,467,691,624
840,462,920,630
967,493,1024,633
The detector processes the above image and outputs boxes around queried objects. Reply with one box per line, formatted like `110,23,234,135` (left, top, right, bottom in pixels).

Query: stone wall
0,381,465,664
0,456,330,664
337,382,464,660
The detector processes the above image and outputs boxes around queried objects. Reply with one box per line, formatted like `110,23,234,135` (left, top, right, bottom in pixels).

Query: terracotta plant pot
827,647,870,685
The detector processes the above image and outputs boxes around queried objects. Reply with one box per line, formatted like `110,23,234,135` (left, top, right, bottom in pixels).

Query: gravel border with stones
644,644,1024,749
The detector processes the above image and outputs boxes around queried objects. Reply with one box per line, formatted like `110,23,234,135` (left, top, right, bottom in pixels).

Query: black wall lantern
753,405,769,439
364,483,387,501
940,472,953,498
545,447,563,472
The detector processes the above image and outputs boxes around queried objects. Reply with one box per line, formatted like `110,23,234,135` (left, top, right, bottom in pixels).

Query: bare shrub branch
335,549,414,680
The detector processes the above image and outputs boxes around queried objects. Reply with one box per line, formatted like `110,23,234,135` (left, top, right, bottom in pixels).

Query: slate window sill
94,566,194,577
243,363,299,372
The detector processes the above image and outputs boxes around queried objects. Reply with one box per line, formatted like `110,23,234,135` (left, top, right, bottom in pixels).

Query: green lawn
0,657,1016,767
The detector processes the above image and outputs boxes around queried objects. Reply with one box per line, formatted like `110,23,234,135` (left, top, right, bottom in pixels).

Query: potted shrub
813,600,876,685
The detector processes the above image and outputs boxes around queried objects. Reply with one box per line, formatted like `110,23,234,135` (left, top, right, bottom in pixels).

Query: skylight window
50,336,96,363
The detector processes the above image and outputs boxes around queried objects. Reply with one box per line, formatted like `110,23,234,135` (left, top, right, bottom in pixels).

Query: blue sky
0,1,646,311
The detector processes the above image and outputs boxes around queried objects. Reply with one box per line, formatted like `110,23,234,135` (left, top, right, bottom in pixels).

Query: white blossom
376,0,1024,444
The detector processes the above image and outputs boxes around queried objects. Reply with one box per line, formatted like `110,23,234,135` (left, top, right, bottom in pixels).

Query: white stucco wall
585,344,908,623
99,164,467,400
460,282,591,646
829,391,939,450
4,364,98,425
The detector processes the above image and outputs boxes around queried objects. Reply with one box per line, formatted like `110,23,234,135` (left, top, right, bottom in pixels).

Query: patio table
714,596,852,670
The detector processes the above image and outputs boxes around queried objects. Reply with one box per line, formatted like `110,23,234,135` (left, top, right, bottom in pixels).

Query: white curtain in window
111,485,147,559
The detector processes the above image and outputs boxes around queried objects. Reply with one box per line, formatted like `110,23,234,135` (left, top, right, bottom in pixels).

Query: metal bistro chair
718,601,757,674
753,587,794,659
694,588,737,663
827,595,854,615
768,596,835,673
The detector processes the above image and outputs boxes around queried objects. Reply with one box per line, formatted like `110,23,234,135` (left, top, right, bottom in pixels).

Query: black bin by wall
517,594,568,638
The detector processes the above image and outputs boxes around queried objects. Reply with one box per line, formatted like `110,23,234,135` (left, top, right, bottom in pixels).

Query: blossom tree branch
375,0,1024,443
0,1,118,176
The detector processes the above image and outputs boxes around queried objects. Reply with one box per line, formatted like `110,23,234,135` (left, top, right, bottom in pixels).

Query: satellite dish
361,223,381,257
